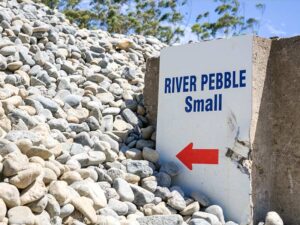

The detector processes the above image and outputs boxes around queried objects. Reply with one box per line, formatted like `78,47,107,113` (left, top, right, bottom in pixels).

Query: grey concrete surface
253,36,300,225
144,57,159,126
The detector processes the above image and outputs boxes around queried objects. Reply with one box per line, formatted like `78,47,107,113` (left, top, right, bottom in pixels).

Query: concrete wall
144,57,159,125
251,37,273,223
258,36,300,225
252,36,300,224
144,36,300,225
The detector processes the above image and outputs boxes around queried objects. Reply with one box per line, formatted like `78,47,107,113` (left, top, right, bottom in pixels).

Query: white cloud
265,22,286,36
179,26,198,44
77,0,92,9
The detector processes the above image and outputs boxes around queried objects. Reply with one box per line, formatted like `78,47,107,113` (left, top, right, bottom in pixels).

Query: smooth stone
48,118,68,132
188,219,211,225
20,179,47,205
97,92,114,104
26,146,53,160
141,126,155,139
70,143,85,156
113,178,134,202
205,205,225,224
48,181,70,206
50,216,62,225
98,207,118,218
45,194,60,217
90,45,105,53
108,198,128,216
0,183,20,208
180,202,200,216
102,107,121,115
136,139,155,149
160,161,180,177
35,210,51,225
0,199,6,221
0,46,17,56
144,202,171,216
107,168,126,181
71,180,107,209
9,167,42,189
63,94,81,107
101,115,113,132
225,222,239,225
141,176,157,192
60,171,82,184
155,187,171,201
167,190,186,211
265,211,284,225
27,195,48,213
122,108,138,126
86,116,100,131
137,215,183,225
88,151,106,166
71,196,97,224
96,215,121,225
125,201,137,214
34,96,59,113
130,184,155,206
113,119,130,131
122,67,136,80
61,61,76,74
7,61,23,71
33,26,50,32
99,134,119,152
0,140,19,157
87,74,106,83
125,160,153,178
125,148,142,160
192,211,221,225
69,123,90,133
11,108,38,128
142,147,159,163
60,203,74,218
3,151,29,177
7,206,35,225
74,132,94,147
155,172,171,187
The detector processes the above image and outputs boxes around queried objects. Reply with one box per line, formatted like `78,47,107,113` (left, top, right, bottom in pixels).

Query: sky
180,0,300,42
77,0,300,42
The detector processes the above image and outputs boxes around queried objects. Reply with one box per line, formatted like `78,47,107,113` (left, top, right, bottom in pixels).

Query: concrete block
252,36,300,225
144,57,159,125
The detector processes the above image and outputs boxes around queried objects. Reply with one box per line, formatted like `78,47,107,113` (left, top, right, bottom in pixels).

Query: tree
191,0,265,41
40,0,60,9
61,0,187,44
39,0,264,44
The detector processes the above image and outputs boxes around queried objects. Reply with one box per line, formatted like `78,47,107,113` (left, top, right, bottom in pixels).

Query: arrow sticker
176,143,219,170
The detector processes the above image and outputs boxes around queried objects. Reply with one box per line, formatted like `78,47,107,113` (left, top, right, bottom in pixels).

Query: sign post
156,36,253,224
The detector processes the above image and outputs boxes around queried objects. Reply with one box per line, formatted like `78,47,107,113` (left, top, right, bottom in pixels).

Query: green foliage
64,10,98,29
58,0,186,44
192,0,265,41
40,0,60,9
40,0,264,44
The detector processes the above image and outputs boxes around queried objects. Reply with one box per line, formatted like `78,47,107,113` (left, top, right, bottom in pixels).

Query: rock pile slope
0,0,283,225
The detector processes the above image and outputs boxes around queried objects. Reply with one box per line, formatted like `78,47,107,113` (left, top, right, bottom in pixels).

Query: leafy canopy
39,0,264,44
192,0,265,40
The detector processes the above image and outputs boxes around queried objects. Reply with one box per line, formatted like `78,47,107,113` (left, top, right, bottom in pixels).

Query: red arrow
176,143,219,170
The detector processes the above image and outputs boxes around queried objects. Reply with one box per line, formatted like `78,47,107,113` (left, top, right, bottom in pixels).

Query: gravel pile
0,0,283,225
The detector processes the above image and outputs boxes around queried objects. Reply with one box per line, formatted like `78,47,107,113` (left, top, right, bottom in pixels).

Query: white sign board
156,36,253,224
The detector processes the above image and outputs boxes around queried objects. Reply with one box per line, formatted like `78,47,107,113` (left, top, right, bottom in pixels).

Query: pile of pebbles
0,0,283,224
